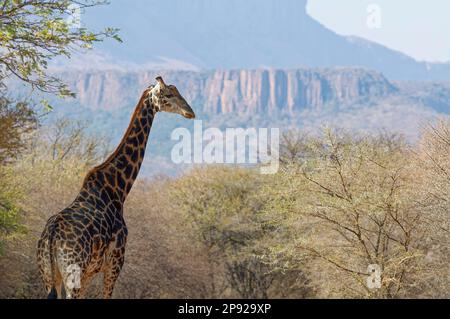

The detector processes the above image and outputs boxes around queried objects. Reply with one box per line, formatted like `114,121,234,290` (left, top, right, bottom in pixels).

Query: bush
0,121,448,299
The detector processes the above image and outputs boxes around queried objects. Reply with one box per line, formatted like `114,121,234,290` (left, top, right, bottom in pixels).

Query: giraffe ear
155,76,167,89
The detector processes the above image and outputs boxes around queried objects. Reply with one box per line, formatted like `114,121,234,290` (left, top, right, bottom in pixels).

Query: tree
0,0,120,99
279,130,311,166
0,97,36,164
170,166,311,298
265,130,429,298
0,96,35,255
0,166,24,256
418,120,450,236
412,119,450,297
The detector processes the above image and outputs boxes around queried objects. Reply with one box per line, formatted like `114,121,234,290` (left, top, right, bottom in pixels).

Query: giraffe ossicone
37,76,195,299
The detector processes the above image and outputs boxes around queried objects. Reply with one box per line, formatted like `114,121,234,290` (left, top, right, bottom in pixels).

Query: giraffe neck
81,88,157,206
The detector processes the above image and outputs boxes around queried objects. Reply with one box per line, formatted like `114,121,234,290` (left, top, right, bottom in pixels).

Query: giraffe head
150,76,196,119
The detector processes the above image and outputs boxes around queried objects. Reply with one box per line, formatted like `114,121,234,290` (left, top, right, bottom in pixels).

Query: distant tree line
0,119,448,298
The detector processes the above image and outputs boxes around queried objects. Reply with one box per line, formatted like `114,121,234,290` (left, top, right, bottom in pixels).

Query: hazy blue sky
307,0,450,62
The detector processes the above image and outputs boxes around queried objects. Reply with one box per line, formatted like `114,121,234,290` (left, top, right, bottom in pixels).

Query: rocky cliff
41,67,449,178
202,69,395,114
59,68,397,114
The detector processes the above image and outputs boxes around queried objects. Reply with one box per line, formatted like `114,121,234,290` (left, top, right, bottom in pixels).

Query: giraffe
36,76,195,299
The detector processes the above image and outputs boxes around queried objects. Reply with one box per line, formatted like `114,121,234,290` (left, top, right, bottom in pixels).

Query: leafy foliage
0,0,120,99
170,166,313,298
263,129,449,298
0,164,26,256
0,96,36,164
0,121,448,298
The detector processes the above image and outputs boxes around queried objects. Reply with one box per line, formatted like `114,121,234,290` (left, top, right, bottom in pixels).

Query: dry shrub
0,120,216,298
265,128,450,298
0,120,448,299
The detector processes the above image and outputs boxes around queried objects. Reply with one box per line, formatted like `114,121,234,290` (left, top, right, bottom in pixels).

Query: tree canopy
0,0,120,100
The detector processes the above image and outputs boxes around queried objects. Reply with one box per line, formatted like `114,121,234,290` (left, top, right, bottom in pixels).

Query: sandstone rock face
61,70,205,111
202,69,396,114
61,68,397,114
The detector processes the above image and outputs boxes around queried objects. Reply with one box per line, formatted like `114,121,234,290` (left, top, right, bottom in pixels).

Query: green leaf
40,99,53,111
112,34,123,43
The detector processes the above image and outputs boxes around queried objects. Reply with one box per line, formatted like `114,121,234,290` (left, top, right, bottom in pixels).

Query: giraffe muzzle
182,104,196,119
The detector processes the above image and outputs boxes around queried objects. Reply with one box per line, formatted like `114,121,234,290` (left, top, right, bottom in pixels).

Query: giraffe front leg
102,249,125,299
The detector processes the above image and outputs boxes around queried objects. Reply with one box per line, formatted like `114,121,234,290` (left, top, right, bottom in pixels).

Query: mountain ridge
55,68,399,114
61,0,450,81
35,66,449,176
